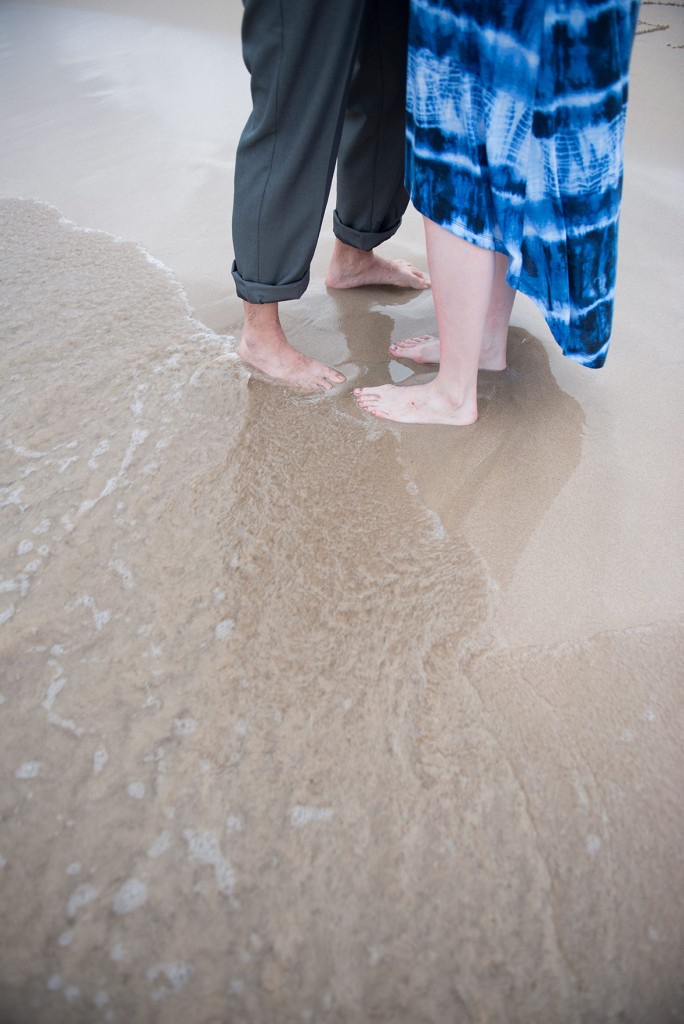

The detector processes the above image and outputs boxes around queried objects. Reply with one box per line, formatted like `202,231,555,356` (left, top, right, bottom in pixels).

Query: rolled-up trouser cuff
332,210,403,252
231,262,310,304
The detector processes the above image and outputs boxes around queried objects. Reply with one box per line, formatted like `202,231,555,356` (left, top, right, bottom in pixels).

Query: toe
354,394,380,411
390,338,417,354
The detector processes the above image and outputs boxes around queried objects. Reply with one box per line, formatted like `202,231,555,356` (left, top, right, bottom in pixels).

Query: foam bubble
290,805,334,827
0,605,16,626
48,714,84,736
183,828,234,897
113,878,148,914
67,883,99,917
215,619,235,640
147,831,172,859
147,962,193,998
42,672,66,711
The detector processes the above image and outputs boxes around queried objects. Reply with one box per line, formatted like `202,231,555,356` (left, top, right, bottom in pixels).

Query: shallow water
1,193,681,1024
1,4,684,1022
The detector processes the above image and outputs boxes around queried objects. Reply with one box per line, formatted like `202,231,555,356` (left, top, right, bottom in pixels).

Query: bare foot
238,334,345,392
325,239,430,291
389,334,440,364
238,301,345,392
353,381,477,425
389,334,507,371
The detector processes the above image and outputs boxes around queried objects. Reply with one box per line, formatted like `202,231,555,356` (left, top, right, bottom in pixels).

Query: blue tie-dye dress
406,0,640,367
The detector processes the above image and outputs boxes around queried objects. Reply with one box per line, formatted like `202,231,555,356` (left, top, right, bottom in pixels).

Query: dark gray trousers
231,0,409,304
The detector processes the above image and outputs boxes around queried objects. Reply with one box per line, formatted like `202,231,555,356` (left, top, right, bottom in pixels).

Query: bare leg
237,301,346,392
325,239,430,291
388,252,514,370
480,252,515,369
354,219,496,424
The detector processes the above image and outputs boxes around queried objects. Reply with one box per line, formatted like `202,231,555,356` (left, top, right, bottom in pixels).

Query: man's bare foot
353,380,477,425
238,301,345,392
237,334,345,392
325,239,430,291
389,334,507,371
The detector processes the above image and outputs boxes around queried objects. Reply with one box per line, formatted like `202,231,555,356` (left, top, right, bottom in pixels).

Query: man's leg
233,0,369,388
326,0,429,291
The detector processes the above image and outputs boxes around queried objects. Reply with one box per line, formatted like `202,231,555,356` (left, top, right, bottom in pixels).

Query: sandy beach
1,2,683,1022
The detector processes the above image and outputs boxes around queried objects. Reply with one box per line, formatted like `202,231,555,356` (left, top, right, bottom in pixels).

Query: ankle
480,332,508,369
243,299,280,331
432,373,478,413
241,301,282,345
332,239,371,267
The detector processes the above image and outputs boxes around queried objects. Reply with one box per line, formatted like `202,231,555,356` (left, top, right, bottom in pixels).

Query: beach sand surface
1,3,683,1022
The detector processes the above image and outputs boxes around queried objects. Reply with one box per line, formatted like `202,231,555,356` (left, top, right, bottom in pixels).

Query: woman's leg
388,251,514,370
480,252,515,370
354,217,498,424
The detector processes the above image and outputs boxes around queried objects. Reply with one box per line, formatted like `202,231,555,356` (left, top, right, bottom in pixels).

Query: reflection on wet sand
329,284,586,584
397,327,585,585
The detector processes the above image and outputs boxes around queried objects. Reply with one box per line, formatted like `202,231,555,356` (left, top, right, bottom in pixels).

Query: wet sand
1,3,683,1023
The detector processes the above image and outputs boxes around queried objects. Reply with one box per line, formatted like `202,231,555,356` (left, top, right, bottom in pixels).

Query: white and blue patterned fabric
406,0,640,367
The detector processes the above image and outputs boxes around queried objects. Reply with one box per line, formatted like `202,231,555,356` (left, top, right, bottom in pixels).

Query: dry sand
1,2,683,1022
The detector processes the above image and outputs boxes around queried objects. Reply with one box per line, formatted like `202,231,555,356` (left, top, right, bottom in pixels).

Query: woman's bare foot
238,301,345,392
389,334,507,371
353,380,477,425
325,239,430,291
389,334,440,364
